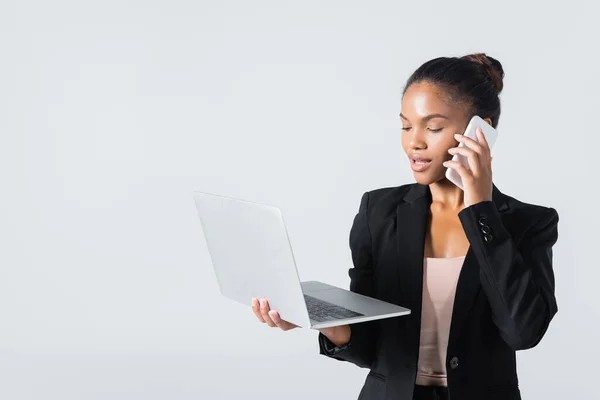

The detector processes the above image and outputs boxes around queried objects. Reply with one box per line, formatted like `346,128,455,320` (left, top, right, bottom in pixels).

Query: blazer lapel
395,184,431,339
448,185,509,348
446,246,480,349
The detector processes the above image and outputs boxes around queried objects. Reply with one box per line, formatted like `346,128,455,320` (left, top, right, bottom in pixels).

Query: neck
428,179,466,210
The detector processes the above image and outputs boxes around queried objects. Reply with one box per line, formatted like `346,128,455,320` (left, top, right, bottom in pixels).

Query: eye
427,128,443,133
401,127,412,131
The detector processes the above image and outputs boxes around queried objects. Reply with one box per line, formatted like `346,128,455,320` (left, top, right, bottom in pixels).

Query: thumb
269,310,298,331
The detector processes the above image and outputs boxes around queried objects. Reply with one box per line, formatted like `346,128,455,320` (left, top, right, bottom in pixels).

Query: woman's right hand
251,298,352,346
251,297,298,331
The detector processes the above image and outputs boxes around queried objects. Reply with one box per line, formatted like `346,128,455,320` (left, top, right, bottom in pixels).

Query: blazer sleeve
317,191,378,369
458,201,559,350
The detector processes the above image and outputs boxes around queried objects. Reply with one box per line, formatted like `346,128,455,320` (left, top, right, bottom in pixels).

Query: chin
412,170,445,185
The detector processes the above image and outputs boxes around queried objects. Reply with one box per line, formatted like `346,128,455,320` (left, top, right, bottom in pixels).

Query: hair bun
461,53,504,93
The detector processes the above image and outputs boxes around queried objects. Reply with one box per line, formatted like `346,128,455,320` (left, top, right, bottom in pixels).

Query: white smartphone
445,115,498,190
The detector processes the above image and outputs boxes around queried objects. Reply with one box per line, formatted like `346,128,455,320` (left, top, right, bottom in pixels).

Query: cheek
429,134,457,159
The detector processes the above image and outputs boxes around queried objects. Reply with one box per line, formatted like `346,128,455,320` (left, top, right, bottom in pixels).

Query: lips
410,155,432,172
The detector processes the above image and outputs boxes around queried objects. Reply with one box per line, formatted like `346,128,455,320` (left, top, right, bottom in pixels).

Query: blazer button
450,356,459,370
484,233,493,242
481,225,492,234
478,216,488,226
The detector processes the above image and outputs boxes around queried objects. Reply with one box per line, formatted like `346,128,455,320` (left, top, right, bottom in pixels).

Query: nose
408,128,427,150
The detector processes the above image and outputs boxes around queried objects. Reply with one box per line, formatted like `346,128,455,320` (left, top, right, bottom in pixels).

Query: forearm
459,201,559,350
318,321,377,369
319,325,351,347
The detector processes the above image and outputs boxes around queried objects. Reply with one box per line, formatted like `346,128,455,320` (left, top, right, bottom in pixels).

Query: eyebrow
399,113,450,122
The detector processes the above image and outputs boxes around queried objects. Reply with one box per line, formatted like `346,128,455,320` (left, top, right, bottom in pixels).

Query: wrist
320,325,351,347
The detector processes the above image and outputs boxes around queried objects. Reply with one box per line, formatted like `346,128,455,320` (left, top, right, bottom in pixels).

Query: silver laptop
193,191,410,329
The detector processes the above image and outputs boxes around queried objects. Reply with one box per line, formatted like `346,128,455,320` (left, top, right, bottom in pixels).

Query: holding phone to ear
445,115,498,190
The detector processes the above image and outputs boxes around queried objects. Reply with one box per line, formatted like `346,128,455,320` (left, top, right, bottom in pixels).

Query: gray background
1,0,598,399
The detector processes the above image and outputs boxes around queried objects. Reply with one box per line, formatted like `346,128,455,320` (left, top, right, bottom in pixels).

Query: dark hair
402,53,505,128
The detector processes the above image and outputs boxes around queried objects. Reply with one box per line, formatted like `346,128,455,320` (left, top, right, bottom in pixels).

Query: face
400,81,471,185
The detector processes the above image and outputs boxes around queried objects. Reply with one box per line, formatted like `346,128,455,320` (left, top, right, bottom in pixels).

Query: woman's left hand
443,127,493,207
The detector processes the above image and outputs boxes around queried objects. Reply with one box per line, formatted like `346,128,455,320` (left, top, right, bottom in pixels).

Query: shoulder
363,183,415,203
501,191,559,224
497,191,559,238
356,183,417,216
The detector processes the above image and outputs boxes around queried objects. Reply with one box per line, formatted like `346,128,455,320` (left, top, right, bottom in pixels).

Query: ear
483,117,493,127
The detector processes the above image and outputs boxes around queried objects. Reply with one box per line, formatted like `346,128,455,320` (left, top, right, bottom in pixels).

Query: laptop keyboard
303,294,364,322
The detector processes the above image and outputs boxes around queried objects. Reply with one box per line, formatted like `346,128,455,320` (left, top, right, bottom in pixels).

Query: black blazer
318,183,559,400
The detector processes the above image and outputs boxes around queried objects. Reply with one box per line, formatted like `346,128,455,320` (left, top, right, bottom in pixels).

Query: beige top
416,256,466,387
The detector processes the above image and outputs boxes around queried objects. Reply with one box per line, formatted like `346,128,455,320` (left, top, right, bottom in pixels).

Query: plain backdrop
1,0,599,399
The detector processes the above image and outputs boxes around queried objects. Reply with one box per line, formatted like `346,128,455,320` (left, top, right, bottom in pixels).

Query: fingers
251,298,265,323
475,127,490,151
268,310,298,331
447,146,480,176
251,298,298,331
443,159,473,184
258,298,277,327
454,133,485,156
451,128,492,172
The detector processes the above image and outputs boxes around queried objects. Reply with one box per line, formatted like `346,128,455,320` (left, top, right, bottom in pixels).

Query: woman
251,53,559,400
